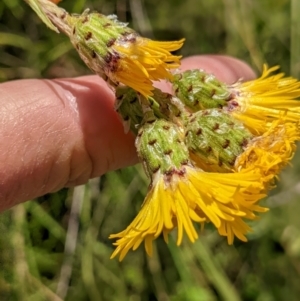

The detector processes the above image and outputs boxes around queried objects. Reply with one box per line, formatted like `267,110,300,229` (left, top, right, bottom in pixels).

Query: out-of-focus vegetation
1,0,300,300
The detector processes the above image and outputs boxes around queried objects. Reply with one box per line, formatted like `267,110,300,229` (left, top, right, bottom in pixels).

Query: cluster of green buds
115,69,254,180
25,1,252,175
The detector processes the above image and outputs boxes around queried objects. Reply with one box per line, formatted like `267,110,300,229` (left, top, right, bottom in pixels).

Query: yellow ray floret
111,38,184,97
110,167,268,261
228,65,300,134
235,120,300,179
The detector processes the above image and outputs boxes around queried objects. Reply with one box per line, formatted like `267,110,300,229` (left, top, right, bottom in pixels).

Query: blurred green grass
1,0,300,300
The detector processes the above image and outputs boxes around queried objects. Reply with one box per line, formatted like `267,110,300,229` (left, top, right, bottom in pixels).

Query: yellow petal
110,166,268,261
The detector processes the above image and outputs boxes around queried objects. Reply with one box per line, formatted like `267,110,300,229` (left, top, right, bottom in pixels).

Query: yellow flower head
227,65,300,134
110,97,300,260
109,67,300,261
184,110,300,178
68,12,184,96
110,166,268,261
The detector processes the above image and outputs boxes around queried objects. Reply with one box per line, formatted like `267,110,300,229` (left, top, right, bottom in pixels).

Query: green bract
172,69,232,111
185,109,253,169
115,87,144,134
67,12,135,79
136,120,189,177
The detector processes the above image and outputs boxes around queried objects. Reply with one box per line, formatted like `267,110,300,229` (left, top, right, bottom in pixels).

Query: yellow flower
110,167,268,261
227,65,300,134
111,38,184,96
68,12,184,97
235,120,300,179
109,66,300,261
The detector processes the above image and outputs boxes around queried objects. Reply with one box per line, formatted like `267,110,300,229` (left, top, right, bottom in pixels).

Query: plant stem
291,0,300,77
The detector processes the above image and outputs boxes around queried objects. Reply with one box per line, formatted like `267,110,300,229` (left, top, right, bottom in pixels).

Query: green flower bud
185,109,253,170
25,2,183,96
115,87,187,134
68,12,134,79
150,89,184,121
66,11,183,96
115,87,144,134
136,120,189,178
172,70,231,111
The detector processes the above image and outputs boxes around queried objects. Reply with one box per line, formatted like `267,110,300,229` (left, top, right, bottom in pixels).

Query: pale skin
0,55,256,211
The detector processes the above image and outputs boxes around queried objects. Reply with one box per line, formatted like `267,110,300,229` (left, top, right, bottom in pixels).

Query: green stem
193,240,241,301
291,0,300,77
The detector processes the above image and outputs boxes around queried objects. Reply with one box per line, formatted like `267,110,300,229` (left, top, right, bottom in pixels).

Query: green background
1,0,300,300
